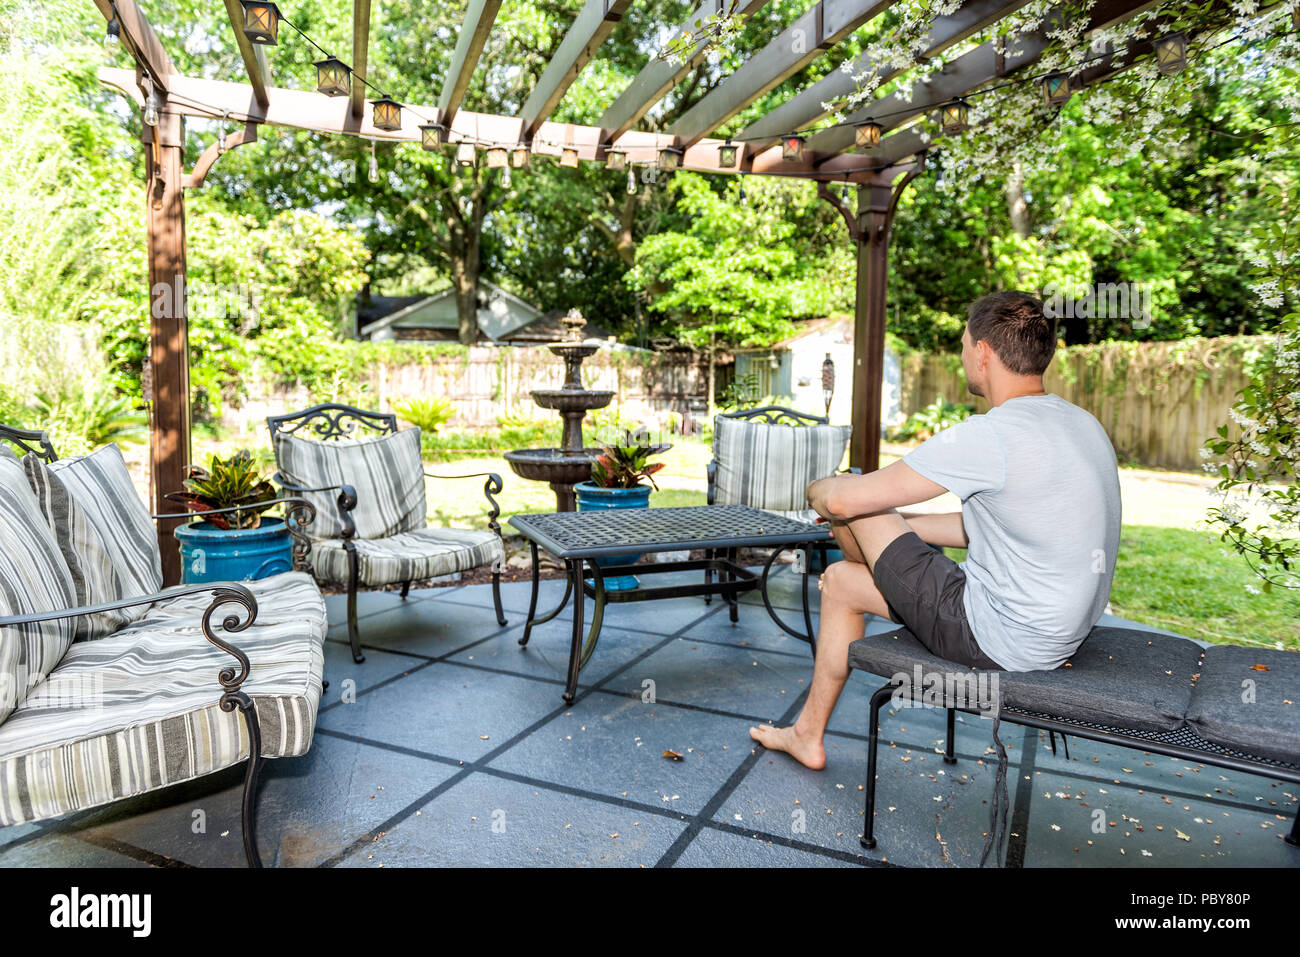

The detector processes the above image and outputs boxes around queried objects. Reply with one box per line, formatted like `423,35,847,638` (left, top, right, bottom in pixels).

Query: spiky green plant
588,432,668,490
164,450,277,530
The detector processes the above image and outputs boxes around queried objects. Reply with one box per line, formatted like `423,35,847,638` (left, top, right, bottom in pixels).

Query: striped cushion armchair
267,404,507,664
0,425,327,867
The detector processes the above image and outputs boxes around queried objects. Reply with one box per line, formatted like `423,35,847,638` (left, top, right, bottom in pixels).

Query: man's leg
749,510,912,769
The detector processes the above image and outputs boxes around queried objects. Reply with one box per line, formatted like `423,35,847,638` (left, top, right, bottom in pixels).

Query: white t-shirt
903,394,1121,671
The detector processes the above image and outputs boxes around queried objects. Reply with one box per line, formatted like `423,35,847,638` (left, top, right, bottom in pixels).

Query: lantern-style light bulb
105,10,121,46
626,166,637,195
501,164,512,188
605,148,627,170
718,139,738,167
419,123,447,151
560,146,579,168
657,146,683,171
854,120,882,149
1154,32,1188,75
371,97,402,132
456,141,476,167
781,133,805,162
821,352,835,415
239,1,281,45
1041,71,1073,106
142,89,160,127
511,145,530,168
486,145,507,169
940,98,970,134
314,57,352,97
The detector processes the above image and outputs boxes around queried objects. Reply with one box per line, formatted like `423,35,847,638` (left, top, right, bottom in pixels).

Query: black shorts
871,532,1002,670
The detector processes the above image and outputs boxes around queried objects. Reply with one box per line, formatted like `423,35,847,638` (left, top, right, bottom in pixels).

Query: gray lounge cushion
1185,644,1300,765
848,625,1202,733
712,416,851,513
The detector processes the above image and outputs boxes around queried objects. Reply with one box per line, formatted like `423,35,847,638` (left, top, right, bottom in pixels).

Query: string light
238,2,281,45
143,87,160,127
854,121,882,149
605,148,627,170
456,142,476,167
718,139,738,166
626,165,637,194
1041,71,1072,106
371,96,403,132
560,146,579,167
502,163,512,188
1155,33,1189,75
940,98,970,134
368,140,379,183
511,145,530,168
781,134,805,162
105,2,121,46
657,146,683,170
486,145,507,168
314,57,351,97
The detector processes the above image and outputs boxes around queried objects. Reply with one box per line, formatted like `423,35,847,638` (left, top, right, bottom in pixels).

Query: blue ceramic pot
574,481,652,591
174,518,293,584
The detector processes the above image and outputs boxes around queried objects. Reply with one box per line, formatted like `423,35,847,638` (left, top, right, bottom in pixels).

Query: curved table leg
726,547,739,623
578,559,606,671
520,543,574,647
759,545,814,645
563,559,585,704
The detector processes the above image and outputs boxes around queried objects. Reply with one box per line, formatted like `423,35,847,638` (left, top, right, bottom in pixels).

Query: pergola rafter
90,0,1227,583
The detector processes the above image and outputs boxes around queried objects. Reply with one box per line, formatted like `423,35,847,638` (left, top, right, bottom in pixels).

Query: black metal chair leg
860,683,897,851
234,695,265,868
944,708,957,765
1286,805,1299,848
726,548,739,623
399,579,411,599
1048,730,1058,756
563,559,584,704
346,546,364,664
1060,733,1070,760
491,570,507,626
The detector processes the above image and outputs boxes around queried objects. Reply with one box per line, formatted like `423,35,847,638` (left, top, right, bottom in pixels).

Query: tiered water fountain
504,309,614,512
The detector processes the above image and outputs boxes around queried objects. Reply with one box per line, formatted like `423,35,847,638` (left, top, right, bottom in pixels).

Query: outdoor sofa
0,424,327,867
849,624,1300,863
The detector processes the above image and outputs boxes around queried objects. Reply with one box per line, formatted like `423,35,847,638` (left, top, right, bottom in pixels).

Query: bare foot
749,723,827,770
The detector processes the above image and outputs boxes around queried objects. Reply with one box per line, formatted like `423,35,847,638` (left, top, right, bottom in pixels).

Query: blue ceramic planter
574,481,652,591
174,517,293,584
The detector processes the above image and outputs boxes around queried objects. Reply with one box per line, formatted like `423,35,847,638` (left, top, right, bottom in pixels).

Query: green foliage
890,394,974,442
164,450,277,530
392,396,456,436
589,433,668,490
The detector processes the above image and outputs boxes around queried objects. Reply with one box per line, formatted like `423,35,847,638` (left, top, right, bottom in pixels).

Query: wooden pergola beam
350,0,371,119
735,0,1030,151
93,0,173,89
519,0,634,139
222,0,270,108
668,0,896,148
100,67,891,183
438,0,503,126
597,0,771,138
808,0,1163,162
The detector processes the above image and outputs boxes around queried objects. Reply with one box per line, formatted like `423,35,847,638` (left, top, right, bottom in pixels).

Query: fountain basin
504,447,601,486
531,390,614,413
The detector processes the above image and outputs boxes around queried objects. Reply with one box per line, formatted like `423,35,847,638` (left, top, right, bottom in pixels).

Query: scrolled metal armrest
271,473,358,540
422,471,504,539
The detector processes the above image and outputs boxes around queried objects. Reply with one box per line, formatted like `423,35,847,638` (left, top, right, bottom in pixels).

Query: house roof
498,309,614,345
357,280,543,341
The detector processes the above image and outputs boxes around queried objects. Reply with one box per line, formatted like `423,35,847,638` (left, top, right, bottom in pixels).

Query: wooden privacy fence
895,336,1271,471
233,345,710,436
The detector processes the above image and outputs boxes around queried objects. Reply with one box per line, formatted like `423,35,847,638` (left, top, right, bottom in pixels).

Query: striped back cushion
712,416,852,512
23,447,158,640
0,452,77,724
272,428,426,540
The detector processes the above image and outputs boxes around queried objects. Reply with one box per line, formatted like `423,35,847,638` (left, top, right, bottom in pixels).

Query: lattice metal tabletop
509,504,831,559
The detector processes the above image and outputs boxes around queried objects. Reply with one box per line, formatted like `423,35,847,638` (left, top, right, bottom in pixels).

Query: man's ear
976,338,996,373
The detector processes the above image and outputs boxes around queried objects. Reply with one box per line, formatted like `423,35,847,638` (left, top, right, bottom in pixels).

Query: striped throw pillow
272,428,426,540
23,446,160,640
0,452,78,724
712,416,852,513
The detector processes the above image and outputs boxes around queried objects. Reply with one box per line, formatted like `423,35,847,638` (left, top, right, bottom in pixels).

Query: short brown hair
966,291,1055,375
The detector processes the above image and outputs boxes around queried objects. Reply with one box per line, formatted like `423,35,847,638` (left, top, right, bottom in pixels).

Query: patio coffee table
509,504,832,702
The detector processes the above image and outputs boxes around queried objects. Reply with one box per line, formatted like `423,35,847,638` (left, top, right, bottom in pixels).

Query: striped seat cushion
311,527,504,586
112,571,323,635
22,445,161,640
272,429,426,540
0,448,78,725
0,577,327,826
712,417,852,512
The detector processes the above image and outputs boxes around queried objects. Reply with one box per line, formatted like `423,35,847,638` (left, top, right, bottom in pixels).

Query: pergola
94,0,1170,582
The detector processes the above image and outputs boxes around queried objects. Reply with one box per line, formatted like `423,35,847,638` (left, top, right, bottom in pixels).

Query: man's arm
897,511,969,549
807,460,950,522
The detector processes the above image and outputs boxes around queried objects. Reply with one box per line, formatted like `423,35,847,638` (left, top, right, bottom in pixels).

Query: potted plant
575,432,671,590
167,450,294,584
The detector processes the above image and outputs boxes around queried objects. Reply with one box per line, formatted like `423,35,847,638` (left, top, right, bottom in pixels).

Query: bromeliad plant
165,450,278,530
589,432,668,490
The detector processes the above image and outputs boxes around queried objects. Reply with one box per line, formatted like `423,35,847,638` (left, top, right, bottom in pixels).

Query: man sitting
750,290,1121,770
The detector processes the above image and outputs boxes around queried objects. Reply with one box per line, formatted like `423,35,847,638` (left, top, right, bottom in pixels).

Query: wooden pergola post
849,162,922,472
144,109,190,586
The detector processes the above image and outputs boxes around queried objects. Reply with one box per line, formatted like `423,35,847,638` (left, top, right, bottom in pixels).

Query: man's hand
805,460,949,521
